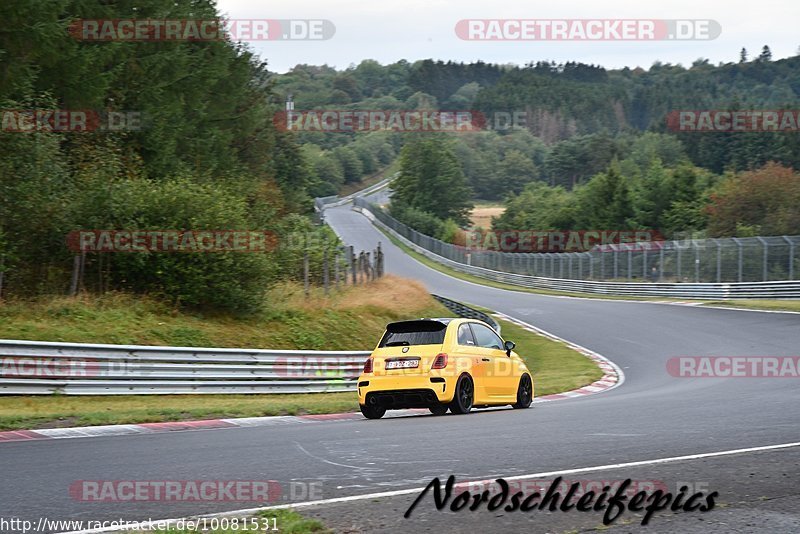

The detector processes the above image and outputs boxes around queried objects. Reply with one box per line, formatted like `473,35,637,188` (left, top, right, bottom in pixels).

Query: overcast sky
216,0,799,73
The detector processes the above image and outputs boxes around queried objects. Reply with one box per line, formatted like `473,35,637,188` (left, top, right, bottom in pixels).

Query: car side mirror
504,340,515,356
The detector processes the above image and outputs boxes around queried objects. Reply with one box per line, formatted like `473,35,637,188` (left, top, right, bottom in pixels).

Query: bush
70,175,280,314
390,204,445,237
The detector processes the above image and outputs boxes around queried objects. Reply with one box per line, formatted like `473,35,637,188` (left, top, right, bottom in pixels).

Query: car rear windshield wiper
385,341,410,346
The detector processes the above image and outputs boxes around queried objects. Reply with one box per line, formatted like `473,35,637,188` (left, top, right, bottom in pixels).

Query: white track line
62,440,800,533
492,311,626,396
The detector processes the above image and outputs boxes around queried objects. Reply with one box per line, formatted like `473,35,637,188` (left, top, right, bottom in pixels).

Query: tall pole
323,246,329,296
303,249,309,297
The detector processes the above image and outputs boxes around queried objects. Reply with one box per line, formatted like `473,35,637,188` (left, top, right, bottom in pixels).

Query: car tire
360,404,386,419
512,374,533,409
449,375,474,414
429,404,448,416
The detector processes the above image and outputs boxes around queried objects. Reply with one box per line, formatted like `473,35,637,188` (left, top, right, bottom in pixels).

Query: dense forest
2,0,798,311
0,0,334,310
272,54,799,242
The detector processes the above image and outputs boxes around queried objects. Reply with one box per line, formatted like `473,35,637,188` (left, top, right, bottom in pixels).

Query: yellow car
357,318,534,419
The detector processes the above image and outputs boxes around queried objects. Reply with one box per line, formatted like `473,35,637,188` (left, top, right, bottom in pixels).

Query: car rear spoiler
385,319,447,333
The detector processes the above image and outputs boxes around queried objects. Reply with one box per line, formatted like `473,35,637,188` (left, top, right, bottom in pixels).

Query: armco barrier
431,294,501,334
353,201,800,300
315,174,396,212
0,340,369,395
0,293,497,395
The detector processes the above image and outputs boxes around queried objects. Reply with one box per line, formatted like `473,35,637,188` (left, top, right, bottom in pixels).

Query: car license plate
385,359,419,369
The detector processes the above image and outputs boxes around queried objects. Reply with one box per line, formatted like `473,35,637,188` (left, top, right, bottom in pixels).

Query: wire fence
355,198,800,284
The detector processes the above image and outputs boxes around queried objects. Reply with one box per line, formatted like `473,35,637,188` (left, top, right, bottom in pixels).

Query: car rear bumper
357,374,454,407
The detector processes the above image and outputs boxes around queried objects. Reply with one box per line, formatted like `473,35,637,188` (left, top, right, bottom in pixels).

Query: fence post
349,245,356,285
627,248,632,281
716,240,722,283
757,237,768,281
738,241,743,282
334,248,340,289
323,246,329,296
642,247,648,280
733,238,742,282
303,249,310,297
69,255,81,296
784,236,795,280
79,251,86,293
694,241,700,283
601,251,605,280
659,245,664,282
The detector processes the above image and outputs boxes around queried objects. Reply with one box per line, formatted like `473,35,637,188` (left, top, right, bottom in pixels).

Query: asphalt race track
1,201,799,533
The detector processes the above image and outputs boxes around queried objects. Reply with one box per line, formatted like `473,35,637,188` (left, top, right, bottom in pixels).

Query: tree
391,137,473,225
492,182,578,231
631,159,671,229
739,48,748,63
660,165,713,236
706,163,800,237
333,147,363,183
497,150,538,196
758,45,772,62
576,162,634,228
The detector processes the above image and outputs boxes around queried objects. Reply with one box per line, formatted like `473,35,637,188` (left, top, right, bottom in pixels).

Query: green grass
0,276,446,349
489,315,603,396
255,509,328,533
0,268,607,430
0,312,604,430
153,509,328,533
0,393,358,430
700,299,800,312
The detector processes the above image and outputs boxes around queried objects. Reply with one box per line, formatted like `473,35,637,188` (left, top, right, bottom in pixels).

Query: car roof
385,318,489,331
419,317,489,327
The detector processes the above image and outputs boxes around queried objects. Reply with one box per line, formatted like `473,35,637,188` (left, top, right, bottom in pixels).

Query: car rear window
379,320,447,347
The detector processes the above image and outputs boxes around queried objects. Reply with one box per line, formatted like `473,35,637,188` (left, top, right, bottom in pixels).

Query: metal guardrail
315,174,396,212
0,292,494,395
431,295,501,334
0,339,370,395
355,200,800,300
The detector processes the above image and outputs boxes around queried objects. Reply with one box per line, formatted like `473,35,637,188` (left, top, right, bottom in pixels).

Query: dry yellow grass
0,276,448,350
470,205,505,229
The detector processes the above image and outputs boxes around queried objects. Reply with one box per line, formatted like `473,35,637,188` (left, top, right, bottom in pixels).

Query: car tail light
363,358,373,374
431,353,448,369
